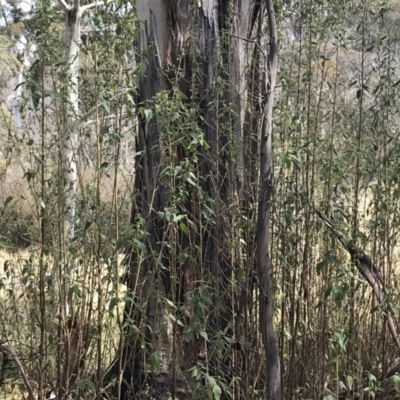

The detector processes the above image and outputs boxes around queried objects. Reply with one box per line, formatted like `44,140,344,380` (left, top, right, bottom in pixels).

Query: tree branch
80,0,109,13
0,344,35,400
231,34,266,58
72,104,100,130
57,0,71,11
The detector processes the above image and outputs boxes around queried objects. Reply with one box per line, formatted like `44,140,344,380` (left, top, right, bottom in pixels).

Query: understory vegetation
1,0,400,399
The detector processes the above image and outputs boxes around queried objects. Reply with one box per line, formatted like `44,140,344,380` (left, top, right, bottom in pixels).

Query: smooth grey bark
57,0,106,239
255,0,281,399
58,0,81,240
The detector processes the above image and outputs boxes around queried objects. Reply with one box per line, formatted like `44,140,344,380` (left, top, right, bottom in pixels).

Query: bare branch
231,34,266,58
314,206,400,380
0,344,36,400
72,104,100,130
80,104,100,122
85,113,118,126
80,0,111,13
57,0,71,11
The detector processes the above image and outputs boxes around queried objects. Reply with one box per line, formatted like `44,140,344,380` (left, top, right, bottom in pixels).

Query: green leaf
69,285,81,299
144,108,153,120
102,97,110,113
24,171,36,183
85,380,96,390
133,238,146,254
150,352,160,374
316,252,341,274
206,375,221,400
356,231,368,245
186,177,197,186
388,302,396,315
212,383,222,400
96,215,106,226
100,162,109,171
392,375,400,393
199,330,209,341
172,214,185,223
179,223,189,235
165,299,176,308
183,326,193,342
34,155,45,165
4,196,13,207
160,322,168,340
316,285,332,309
347,375,354,390
109,297,120,312
100,125,109,135
332,283,349,307
332,332,346,351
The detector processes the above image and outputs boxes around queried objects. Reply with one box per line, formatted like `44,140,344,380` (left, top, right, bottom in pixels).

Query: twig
71,104,100,130
231,34,266,58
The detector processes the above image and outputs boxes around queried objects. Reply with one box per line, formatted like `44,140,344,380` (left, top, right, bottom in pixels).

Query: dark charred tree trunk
105,1,281,399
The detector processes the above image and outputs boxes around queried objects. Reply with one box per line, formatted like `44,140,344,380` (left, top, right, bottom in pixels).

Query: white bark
61,0,105,237
62,0,81,238
12,65,23,128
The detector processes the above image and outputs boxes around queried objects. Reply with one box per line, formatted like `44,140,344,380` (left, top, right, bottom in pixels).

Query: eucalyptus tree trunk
255,1,281,399
115,0,262,398
61,0,80,239
58,0,103,239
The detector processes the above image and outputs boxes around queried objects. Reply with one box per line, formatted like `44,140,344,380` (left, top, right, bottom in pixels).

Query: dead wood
314,206,400,380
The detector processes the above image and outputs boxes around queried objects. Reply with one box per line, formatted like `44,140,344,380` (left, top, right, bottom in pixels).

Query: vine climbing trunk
111,1,255,399
255,0,281,399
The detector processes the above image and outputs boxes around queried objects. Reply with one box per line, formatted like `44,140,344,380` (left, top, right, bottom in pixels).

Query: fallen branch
314,206,400,379
0,344,36,400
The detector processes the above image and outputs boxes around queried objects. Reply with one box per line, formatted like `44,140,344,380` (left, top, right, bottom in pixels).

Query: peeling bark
114,1,260,398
